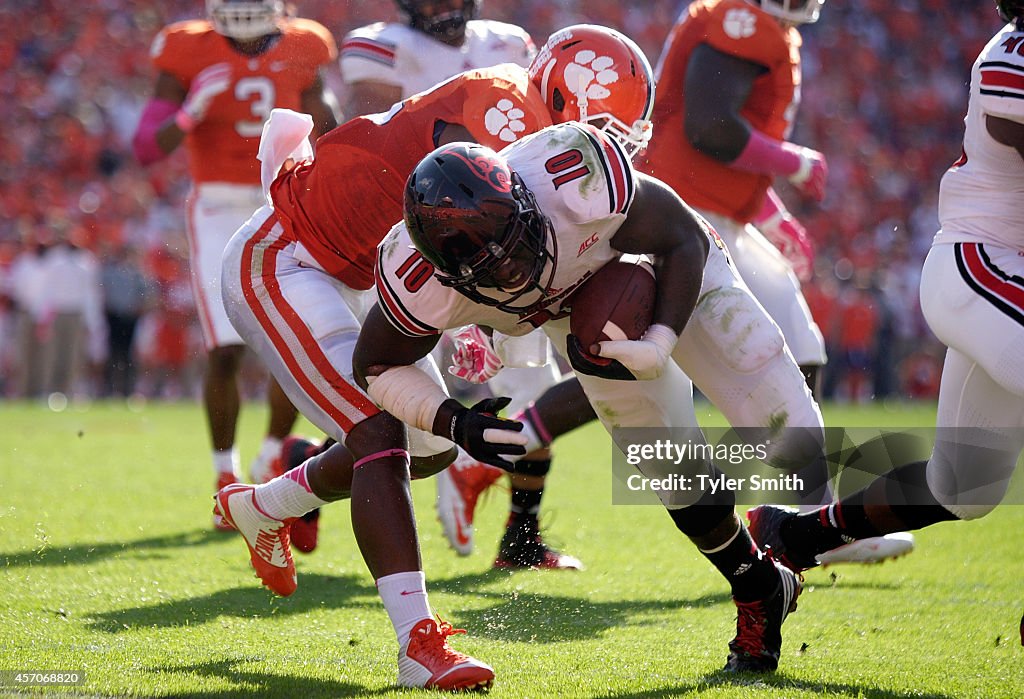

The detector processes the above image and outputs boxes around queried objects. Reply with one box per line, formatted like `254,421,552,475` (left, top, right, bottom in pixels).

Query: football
569,257,656,354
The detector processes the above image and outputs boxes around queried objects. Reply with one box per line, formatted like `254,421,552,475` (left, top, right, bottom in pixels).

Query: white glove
177,63,232,130
788,147,828,202
596,324,678,380
448,325,503,384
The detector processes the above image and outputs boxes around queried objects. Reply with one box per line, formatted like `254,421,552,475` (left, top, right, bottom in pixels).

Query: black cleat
493,519,583,570
725,561,802,673
746,504,818,573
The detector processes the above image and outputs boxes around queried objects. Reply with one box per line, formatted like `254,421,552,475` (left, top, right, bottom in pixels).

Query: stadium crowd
0,0,995,402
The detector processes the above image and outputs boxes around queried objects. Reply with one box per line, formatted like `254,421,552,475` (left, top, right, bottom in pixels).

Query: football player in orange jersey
131,0,339,529
210,25,653,690
637,0,915,567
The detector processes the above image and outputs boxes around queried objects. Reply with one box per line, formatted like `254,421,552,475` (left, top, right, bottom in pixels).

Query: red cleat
397,617,495,690
436,456,503,556
214,483,297,596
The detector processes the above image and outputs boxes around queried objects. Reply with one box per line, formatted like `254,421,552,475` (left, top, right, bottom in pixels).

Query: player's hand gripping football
179,63,232,130
594,323,678,380
448,325,503,384
447,396,526,471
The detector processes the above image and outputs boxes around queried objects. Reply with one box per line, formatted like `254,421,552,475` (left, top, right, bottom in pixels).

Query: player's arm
132,71,188,164
684,43,765,160
609,173,710,336
344,81,402,119
354,305,526,469
987,114,1024,160
133,64,232,165
685,43,826,200
301,71,340,137
580,174,709,380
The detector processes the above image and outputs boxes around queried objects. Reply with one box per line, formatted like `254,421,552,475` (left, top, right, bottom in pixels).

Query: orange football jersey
151,18,336,185
639,0,801,222
270,64,552,290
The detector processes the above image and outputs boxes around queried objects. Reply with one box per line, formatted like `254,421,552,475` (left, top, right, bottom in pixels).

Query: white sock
213,448,240,477
377,570,431,644
256,436,283,464
255,463,329,520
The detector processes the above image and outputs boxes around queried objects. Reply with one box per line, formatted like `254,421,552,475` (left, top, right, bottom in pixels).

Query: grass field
1,400,1022,698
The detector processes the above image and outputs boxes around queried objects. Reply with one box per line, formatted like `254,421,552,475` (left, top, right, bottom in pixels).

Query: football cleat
746,504,818,573
724,560,802,673
815,532,915,567
747,504,917,572
493,518,583,571
212,472,239,531
436,456,503,556
397,617,495,691
290,508,320,554
214,483,298,597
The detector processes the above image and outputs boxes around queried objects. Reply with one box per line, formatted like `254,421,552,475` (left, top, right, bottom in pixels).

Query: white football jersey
375,122,636,337
340,20,535,98
936,23,1024,250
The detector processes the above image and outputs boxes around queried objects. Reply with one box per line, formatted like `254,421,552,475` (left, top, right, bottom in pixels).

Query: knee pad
696,287,784,374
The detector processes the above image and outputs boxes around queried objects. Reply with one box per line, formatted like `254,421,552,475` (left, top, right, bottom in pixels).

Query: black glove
566,334,637,381
449,396,526,471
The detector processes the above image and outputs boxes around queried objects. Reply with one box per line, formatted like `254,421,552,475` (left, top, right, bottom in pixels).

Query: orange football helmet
529,25,655,157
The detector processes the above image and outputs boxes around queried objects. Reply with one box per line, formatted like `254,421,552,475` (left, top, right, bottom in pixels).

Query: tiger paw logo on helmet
563,50,620,105
484,98,528,142
723,8,757,39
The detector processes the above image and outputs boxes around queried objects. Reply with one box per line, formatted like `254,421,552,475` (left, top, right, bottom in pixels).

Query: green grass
1,400,1022,698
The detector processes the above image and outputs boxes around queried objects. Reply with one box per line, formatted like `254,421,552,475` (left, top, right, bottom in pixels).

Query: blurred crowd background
0,0,997,404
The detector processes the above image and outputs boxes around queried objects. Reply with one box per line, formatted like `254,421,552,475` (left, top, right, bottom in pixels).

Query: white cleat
815,532,915,567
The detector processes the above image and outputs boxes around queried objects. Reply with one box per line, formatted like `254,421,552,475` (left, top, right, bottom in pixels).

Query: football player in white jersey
341,16,635,570
341,0,535,117
745,1,1024,597
356,127,810,673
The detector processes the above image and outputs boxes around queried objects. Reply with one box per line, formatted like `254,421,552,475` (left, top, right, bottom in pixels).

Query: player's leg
751,243,1024,569
677,242,915,565
545,317,799,672
486,360,584,569
702,212,826,395
186,186,255,527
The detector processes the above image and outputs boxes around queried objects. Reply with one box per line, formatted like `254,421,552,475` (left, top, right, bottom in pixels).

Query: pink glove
754,189,815,282
732,131,828,202
788,147,828,202
176,63,232,132
448,325,503,384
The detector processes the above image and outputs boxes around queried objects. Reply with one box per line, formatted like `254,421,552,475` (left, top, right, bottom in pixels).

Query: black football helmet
997,0,1024,27
395,0,478,41
404,142,556,313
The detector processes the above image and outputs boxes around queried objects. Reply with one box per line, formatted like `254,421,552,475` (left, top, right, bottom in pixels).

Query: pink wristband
353,448,410,470
174,109,198,133
730,130,803,178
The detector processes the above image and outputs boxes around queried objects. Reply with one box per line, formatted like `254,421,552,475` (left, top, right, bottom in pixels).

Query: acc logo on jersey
484,98,528,142
723,8,757,39
564,49,619,106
